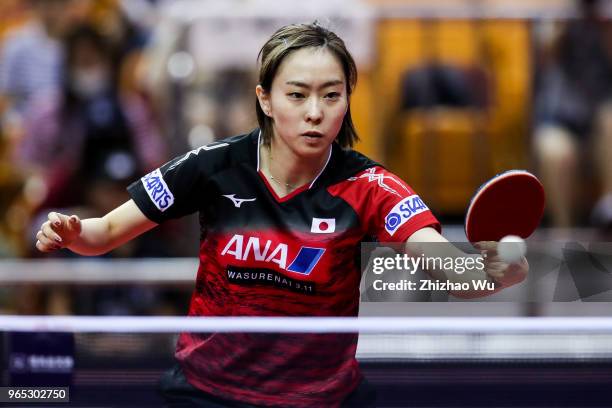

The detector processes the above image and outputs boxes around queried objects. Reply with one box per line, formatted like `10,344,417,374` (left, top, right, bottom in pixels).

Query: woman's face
69,41,111,98
257,47,348,159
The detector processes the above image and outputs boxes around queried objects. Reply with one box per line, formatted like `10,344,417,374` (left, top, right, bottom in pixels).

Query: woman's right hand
35,212,82,252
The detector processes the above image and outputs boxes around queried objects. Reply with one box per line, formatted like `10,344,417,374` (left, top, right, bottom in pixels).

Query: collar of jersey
255,130,333,203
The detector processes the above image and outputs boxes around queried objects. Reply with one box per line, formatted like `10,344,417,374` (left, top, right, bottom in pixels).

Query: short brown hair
256,22,359,148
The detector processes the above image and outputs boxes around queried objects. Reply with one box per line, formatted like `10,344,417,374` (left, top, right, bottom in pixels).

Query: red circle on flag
319,222,329,231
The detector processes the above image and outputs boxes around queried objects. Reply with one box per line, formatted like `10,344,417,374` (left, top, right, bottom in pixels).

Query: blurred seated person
16,24,166,253
0,0,89,146
533,0,612,229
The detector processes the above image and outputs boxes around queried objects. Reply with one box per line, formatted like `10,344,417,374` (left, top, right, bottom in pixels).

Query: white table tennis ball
498,235,527,263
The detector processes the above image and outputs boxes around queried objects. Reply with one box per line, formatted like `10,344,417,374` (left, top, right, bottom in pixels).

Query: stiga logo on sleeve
384,194,428,236
141,169,174,211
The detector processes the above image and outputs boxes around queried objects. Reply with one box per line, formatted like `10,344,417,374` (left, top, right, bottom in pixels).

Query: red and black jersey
128,129,440,407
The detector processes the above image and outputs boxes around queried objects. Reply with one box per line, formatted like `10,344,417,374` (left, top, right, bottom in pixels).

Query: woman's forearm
66,217,114,256
37,200,157,256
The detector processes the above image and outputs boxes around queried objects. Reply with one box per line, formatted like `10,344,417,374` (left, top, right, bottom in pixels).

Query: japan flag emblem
311,218,335,234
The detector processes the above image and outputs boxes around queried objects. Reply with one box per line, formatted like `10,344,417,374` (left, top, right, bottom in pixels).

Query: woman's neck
260,138,331,196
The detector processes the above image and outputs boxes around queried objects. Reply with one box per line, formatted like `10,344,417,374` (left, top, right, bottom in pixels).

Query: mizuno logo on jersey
141,169,174,211
221,234,324,275
223,194,256,208
384,194,429,236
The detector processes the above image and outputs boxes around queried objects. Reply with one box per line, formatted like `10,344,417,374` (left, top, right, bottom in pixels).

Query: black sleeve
127,143,227,223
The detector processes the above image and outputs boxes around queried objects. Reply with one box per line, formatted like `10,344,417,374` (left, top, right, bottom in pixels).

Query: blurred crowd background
0,0,611,315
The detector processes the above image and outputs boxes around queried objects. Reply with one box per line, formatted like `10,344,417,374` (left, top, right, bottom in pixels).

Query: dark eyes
287,92,341,99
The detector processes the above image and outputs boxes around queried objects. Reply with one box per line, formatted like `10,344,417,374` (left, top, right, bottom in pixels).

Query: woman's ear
256,85,271,116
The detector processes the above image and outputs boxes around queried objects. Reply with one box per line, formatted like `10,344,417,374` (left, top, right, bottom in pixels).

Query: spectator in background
14,24,171,315
0,0,90,259
17,24,166,249
533,0,612,229
0,0,88,144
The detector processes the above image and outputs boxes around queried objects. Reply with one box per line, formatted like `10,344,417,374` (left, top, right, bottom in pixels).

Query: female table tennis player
35,22,527,407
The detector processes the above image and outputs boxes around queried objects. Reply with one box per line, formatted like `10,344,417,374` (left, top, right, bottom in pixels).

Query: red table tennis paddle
465,170,545,242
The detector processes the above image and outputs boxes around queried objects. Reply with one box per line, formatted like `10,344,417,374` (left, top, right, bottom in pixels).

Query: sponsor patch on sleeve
384,194,429,236
141,168,174,212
